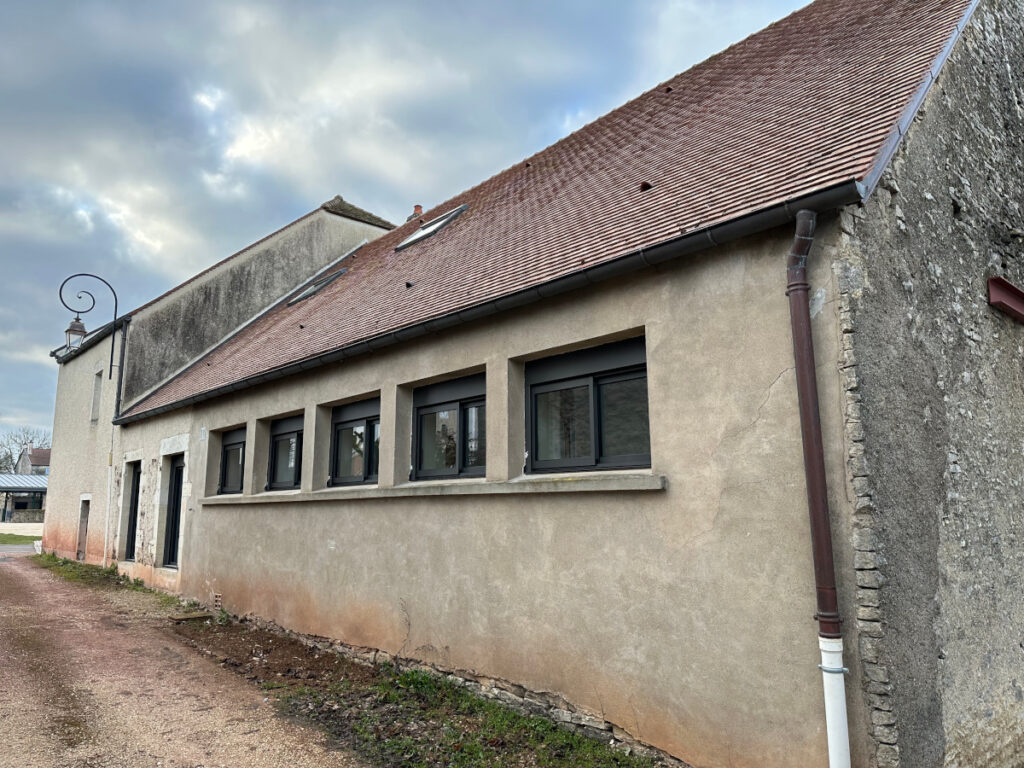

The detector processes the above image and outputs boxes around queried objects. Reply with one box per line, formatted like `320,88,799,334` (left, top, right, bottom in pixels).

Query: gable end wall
836,1,1024,764
122,210,388,406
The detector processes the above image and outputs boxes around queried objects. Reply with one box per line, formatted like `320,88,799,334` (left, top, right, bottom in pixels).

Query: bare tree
0,427,52,474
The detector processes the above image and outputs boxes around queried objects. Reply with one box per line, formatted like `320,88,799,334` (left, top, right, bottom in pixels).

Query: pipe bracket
818,664,850,675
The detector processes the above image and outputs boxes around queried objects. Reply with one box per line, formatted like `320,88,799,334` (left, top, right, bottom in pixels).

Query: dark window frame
123,460,141,561
328,398,381,486
266,415,303,491
526,337,651,474
412,373,486,480
163,454,185,569
218,427,246,495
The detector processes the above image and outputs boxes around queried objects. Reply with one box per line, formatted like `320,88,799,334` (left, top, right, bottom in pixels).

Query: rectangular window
526,337,650,473
90,371,102,423
267,415,303,490
329,398,380,486
218,427,246,494
412,373,486,479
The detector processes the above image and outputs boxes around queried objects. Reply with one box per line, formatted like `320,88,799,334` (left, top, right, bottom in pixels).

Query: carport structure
0,474,47,521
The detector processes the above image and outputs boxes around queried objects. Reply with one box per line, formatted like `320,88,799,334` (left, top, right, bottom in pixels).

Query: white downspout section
819,636,851,768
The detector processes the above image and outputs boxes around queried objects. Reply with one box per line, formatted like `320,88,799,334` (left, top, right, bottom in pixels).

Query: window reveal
412,373,486,479
267,415,303,490
329,398,380,486
526,337,650,472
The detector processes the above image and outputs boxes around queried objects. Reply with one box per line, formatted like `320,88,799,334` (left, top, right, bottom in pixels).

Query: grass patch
174,621,663,768
30,553,180,609
284,666,658,768
0,533,41,545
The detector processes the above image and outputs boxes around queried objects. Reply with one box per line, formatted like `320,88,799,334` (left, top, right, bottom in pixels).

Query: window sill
200,471,666,506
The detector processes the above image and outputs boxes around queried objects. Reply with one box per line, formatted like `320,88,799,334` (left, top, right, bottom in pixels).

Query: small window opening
289,268,347,305
90,371,102,423
395,205,468,251
639,181,653,192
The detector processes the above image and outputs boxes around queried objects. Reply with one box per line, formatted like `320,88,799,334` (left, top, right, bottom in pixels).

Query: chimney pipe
407,204,423,222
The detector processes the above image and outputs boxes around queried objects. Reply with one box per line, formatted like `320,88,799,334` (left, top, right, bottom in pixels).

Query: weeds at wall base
29,552,185,609
176,617,665,768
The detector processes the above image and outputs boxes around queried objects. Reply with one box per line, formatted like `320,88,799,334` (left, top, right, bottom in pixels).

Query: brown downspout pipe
786,209,842,638
787,209,849,766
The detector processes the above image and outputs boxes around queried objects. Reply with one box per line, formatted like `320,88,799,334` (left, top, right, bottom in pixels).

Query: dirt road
0,553,367,768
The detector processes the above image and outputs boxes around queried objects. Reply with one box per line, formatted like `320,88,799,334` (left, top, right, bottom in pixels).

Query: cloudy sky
0,0,806,433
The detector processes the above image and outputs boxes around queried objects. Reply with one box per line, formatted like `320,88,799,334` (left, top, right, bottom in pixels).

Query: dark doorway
163,455,184,568
76,500,90,561
124,462,141,561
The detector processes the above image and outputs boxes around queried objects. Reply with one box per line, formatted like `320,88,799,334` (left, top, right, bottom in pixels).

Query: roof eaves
858,0,981,198
114,179,861,426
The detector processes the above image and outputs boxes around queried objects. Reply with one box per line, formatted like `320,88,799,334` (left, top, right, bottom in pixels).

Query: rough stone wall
122,210,388,405
834,1,1024,765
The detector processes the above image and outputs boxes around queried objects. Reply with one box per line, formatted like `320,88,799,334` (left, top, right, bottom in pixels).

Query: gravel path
0,553,368,768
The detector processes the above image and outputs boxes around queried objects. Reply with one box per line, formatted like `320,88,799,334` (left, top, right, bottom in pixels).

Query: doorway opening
163,455,184,568
76,500,90,561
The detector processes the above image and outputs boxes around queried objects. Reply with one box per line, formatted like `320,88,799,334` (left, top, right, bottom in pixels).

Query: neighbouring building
42,1,1024,766
0,472,47,522
15,445,50,475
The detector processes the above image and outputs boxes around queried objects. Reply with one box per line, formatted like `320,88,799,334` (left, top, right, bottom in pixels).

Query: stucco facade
45,220,869,767
41,2,1024,765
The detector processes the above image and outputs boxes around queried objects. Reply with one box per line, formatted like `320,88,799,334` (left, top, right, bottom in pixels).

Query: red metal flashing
988,276,1024,324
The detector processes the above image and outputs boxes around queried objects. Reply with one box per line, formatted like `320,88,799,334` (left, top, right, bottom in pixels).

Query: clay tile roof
321,195,396,230
120,0,976,422
29,448,50,467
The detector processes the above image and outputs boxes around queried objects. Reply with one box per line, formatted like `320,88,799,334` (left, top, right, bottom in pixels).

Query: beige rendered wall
44,330,124,564
100,222,865,767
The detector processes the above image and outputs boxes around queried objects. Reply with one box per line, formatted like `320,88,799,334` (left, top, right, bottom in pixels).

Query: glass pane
272,434,297,485
369,421,380,477
463,404,486,468
599,376,650,458
535,385,591,461
419,409,457,471
222,444,243,491
334,424,365,479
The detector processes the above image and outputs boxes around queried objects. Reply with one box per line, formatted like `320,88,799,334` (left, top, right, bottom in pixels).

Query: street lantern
58,273,118,378
64,314,87,350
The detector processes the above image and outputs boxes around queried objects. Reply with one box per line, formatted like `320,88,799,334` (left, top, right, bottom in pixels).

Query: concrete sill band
200,472,667,506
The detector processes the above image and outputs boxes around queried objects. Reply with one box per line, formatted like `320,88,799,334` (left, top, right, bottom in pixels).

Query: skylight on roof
395,204,467,251
288,268,347,305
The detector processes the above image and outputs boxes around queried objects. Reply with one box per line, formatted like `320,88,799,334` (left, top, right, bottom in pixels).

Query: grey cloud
0,0,804,431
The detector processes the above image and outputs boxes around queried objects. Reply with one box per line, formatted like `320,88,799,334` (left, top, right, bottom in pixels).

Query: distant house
15,445,50,475
42,1,1024,766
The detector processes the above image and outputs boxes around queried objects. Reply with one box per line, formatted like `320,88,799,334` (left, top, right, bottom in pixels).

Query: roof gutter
115,179,863,425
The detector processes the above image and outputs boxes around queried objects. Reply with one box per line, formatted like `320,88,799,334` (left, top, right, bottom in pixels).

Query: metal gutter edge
114,179,862,426
113,317,131,420
858,0,982,200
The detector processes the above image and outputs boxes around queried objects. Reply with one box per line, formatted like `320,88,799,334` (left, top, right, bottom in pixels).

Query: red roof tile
121,0,975,421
